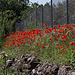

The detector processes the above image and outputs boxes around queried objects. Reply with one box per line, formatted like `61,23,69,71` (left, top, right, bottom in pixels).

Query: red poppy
50,38,52,40
61,50,63,52
7,42,9,45
65,49,67,50
31,51,33,53
8,55,10,56
73,44,75,46
64,35,67,38
63,39,65,42
73,33,75,35
55,38,58,39
23,29,26,30
37,43,40,46
23,41,26,43
60,46,63,48
4,45,7,48
38,38,40,39
42,45,45,48
62,34,64,36
65,25,69,27
72,25,75,27
17,44,20,47
59,36,61,38
72,36,74,39
67,46,70,48
14,43,17,46
52,41,54,43
18,37,21,40
64,31,67,33
42,23,44,25
28,42,31,44
72,49,75,51
62,53,65,55
70,42,74,45
69,24,71,25
62,27,65,29
45,23,47,25
58,44,60,45
57,34,60,37
58,25,60,28
55,47,58,49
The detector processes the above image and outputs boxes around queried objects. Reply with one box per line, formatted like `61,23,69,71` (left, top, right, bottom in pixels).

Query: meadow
0,24,75,74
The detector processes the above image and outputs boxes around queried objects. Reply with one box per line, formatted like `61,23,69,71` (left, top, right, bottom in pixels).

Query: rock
6,58,17,68
5,54,75,75
72,72,75,75
51,64,59,75
58,65,72,75
67,72,72,75
10,60,23,72
45,65,52,74
6,60,13,68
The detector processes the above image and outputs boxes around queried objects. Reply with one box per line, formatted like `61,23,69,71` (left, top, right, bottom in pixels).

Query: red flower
58,44,59,45
55,38,58,39
72,36,74,39
73,33,75,35
73,44,75,46
29,42,31,44
62,35,67,39
42,23,44,25
14,43,17,46
38,38,40,39
61,50,63,52
62,53,65,55
72,25,75,27
23,41,26,43
65,25,69,27
45,23,47,25
60,46,63,48
18,37,21,40
67,46,70,48
63,39,65,42
31,51,33,53
57,34,60,37
64,35,67,38
72,49,75,51
62,34,64,36
17,44,20,47
52,41,54,43
70,42,74,45
69,24,71,25
65,49,67,50
58,25,60,28
55,47,58,49
59,36,61,38
42,45,45,48
23,29,26,30
8,55,10,56
37,43,40,46
4,45,7,48
50,38,52,40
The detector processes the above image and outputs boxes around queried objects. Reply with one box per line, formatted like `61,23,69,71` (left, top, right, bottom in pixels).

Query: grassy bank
0,24,75,74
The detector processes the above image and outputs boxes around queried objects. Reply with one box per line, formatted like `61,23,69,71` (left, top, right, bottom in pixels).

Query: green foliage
0,0,30,48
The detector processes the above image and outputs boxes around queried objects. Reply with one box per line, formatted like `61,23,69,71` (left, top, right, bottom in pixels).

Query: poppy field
0,24,75,74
